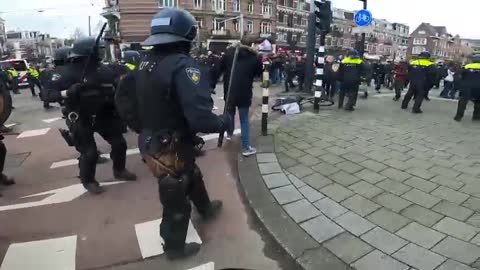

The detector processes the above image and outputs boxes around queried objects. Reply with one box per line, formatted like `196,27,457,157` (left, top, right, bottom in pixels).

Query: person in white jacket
440,66,455,98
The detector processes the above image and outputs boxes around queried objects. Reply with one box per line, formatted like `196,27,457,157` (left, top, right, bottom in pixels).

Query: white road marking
0,182,125,212
135,218,202,259
0,235,77,270
50,129,241,169
17,128,50,138
42,117,63,123
4,123,17,128
187,262,215,270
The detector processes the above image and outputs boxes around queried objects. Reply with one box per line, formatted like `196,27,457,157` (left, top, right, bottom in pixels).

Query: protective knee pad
158,175,190,207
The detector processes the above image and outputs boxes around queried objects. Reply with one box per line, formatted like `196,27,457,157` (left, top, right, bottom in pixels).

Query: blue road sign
355,9,373,27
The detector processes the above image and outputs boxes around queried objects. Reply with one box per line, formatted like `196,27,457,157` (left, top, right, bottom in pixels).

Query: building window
296,16,301,25
293,0,297,9
247,21,253,33
418,30,426,35
261,3,272,15
233,0,240,12
301,18,307,26
413,38,427,45
277,32,287,42
213,18,226,30
194,17,204,28
211,0,225,11
412,46,425,54
278,12,284,23
292,34,297,41
247,2,253,13
159,0,177,7
234,20,240,32
300,36,306,43
260,22,272,33
194,0,202,9
278,0,285,5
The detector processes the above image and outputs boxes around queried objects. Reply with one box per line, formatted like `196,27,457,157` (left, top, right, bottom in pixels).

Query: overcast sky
1,0,479,39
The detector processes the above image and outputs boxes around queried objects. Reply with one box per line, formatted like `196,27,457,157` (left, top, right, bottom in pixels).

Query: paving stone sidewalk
246,96,480,270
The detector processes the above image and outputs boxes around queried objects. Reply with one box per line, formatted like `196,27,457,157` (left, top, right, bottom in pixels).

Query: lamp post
359,0,367,57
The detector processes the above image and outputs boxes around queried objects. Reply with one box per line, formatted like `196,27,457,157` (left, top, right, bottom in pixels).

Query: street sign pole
359,0,368,57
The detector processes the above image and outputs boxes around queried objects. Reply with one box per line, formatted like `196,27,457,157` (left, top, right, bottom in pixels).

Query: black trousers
455,88,480,120
402,82,426,111
284,71,295,92
157,143,211,250
0,140,6,174
9,79,18,93
394,80,405,99
28,77,42,96
67,115,127,186
338,83,359,109
323,79,336,98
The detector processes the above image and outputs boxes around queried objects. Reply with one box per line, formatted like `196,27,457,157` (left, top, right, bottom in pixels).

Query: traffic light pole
304,12,317,93
359,0,367,57
313,32,325,112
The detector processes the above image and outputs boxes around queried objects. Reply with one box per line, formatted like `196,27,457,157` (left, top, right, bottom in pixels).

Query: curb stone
237,117,354,270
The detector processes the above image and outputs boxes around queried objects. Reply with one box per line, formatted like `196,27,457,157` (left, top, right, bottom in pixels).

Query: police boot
401,101,408,109
84,182,104,194
201,200,223,221
165,243,201,260
0,174,15,186
412,109,423,114
454,115,463,122
114,169,137,181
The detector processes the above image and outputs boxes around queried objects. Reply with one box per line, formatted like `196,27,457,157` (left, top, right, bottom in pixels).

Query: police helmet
348,49,360,58
68,37,105,59
471,54,480,63
122,50,141,65
53,47,71,66
418,51,431,59
142,8,197,46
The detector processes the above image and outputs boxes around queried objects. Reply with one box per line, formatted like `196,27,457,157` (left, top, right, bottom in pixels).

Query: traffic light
314,0,332,33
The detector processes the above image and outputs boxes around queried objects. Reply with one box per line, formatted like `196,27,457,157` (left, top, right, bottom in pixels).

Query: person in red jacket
393,61,408,101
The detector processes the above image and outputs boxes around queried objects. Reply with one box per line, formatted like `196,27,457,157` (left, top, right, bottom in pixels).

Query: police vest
125,63,136,71
410,59,434,67
465,63,480,70
7,69,18,78
28,68,39,78
341,57,363,65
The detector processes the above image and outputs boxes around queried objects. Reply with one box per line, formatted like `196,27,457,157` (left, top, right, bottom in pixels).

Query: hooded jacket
213,44,263,107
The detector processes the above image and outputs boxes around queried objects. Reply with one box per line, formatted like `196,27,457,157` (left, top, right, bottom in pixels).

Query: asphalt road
0,87,299,270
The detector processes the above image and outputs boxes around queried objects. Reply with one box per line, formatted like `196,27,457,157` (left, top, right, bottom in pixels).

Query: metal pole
240,14,244,41
88,16,92,37
261,63,270,136
359,0,367,57
304,12,317,93
314,32,326,112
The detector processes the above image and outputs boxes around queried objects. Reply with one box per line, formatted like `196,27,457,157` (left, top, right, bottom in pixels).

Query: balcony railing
211,29,229,36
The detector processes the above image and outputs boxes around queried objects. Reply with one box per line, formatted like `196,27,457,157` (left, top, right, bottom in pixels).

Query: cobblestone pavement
253,96,480,270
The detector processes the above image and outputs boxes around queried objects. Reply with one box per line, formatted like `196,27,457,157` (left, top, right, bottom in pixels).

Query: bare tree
71,28,86,40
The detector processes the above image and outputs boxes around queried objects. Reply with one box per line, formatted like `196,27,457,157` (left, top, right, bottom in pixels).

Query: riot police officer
401,51,436,113
454,54,480,121
115,8,228,260
49,38,136,194
27,66,42,96
40,47,71,109
338,49,364,111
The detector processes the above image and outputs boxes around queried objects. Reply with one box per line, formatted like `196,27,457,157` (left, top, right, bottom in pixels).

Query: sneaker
242,146,257,157
226,135,233,141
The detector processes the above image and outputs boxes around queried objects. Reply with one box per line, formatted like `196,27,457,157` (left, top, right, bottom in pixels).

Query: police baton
218,44,240,148
80,23,108,82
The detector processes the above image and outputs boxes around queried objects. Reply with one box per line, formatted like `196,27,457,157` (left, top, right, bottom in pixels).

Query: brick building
103,0,275,52
407,23,463,61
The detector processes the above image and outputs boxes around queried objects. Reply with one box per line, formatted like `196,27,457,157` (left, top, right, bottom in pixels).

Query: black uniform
338,56,364,111
284,57,296,92
401,55,435,113
454,60,480,121
116,8,226,260
49,57,135,193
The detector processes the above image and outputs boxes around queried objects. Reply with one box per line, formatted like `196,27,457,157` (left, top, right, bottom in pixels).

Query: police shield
0,90,12,126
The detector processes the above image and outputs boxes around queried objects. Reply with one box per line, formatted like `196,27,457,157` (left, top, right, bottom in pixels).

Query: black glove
218,114,232,133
